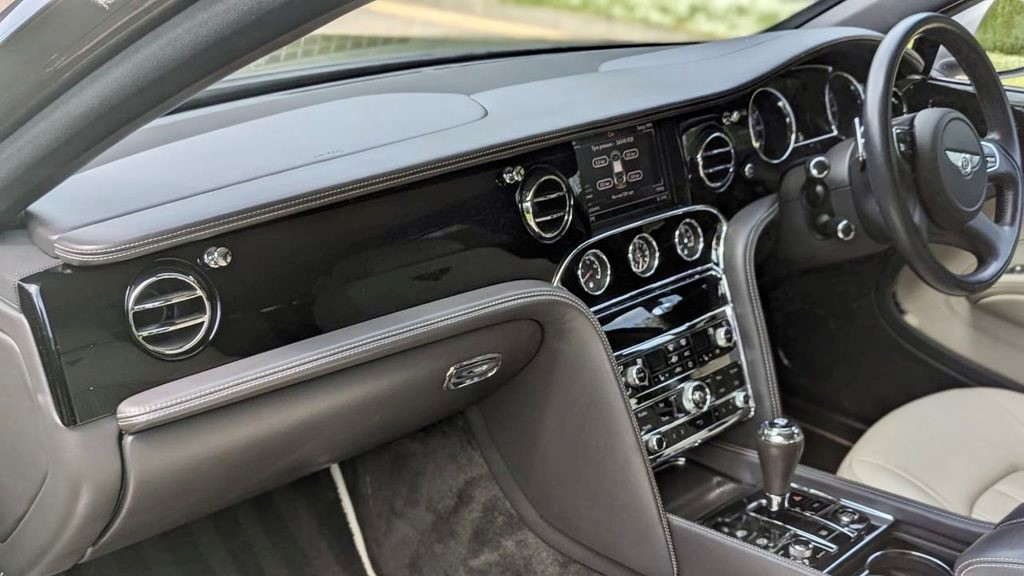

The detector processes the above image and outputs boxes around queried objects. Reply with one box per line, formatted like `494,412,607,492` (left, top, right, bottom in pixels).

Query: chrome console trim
553,205,755,465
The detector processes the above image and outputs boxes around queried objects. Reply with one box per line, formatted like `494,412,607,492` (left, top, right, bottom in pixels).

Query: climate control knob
712,324,735,348
646,434,667,455
624,363,649,389
679,380,713,414
733,391,752,410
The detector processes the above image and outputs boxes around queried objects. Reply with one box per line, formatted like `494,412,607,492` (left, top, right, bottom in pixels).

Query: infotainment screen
573,122,670,226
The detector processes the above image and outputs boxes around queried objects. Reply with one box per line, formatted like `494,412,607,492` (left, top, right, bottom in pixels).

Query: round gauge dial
675,219,704,261
825,71,864,137
748,87,796,164
627,233,660,278
577,249,612,295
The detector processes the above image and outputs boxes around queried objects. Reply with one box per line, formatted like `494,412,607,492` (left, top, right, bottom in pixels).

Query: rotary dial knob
624,363,649,389
679,380,713,414
712,324,735,348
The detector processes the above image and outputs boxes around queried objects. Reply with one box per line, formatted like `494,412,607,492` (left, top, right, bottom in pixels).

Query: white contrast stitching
745,199,781,417
957,558,1024,576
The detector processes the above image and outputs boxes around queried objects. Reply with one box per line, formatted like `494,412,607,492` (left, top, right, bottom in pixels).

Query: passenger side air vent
127,267,218,359
696,131,736,190
517,168,573,243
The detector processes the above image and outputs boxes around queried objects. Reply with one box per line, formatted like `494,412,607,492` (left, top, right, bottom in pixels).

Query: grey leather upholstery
93,281,676,576
26,28,880,266
721,194,784,447
839,387,1024,522
955,504,1024,576
0,301,122,576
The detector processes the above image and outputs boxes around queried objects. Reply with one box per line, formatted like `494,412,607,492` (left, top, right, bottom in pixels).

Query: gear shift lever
756,417,804,512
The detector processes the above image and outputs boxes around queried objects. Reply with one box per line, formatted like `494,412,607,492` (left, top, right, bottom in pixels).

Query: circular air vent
696,131,736,190
126,268,218,359
517,168,573,242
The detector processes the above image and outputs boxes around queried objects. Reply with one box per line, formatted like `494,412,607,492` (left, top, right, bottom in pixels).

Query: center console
556,206,755,465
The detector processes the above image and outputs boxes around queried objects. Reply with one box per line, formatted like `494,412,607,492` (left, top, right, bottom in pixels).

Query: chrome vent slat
533,211,568,223
518,170,573,242
127,271,216,359
134,313,209,338
130,289,203,312
696,131,736,191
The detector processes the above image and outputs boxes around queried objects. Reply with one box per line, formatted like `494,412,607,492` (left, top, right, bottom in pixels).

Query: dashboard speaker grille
696,131,736,190
127,270,216,359
518,169,573,242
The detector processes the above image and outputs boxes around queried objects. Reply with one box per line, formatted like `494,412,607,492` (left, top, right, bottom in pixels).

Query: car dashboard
9,26,972,575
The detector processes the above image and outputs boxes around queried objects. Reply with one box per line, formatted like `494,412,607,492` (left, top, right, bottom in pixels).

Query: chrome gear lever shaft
756,418,805,512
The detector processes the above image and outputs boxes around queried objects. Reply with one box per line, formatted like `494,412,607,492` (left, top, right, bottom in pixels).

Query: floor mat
344,416,597,576
64,470,366,576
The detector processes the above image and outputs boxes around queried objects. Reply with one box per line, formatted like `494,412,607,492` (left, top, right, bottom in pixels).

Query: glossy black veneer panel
21,148,594,426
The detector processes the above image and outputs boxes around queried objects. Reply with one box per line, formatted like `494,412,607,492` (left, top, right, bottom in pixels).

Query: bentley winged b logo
945,150,983,178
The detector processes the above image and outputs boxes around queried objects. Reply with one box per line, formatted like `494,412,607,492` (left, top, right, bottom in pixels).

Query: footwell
63,471,366,576
344,417,596,576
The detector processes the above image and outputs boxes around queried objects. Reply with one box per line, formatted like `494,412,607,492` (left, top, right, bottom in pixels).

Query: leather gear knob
757,417,805,511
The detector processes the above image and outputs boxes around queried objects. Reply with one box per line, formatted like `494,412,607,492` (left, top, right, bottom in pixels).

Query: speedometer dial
748,88,796,164
825,71,864,137
577,249,612,295
675,219,704,261
627,233,659,278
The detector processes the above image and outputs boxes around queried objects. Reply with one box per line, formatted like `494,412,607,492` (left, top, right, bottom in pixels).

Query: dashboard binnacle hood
25,26,879,267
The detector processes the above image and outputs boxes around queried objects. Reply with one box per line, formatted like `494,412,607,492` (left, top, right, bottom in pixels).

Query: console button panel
615,305,753,464
701,487,893,573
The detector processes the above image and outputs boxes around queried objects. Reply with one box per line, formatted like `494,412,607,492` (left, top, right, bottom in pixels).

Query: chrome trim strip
748,87,797,164
552,205,727,313
824,70,865,136
135,314,208,338
130,289,203,312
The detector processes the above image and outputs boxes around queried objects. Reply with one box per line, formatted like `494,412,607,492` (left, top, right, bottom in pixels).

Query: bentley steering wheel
864,13,1023,296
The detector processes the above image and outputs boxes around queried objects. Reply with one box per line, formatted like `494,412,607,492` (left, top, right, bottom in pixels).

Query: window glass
227,0,816,80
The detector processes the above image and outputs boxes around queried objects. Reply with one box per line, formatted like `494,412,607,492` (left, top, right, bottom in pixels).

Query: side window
948,0,1024,88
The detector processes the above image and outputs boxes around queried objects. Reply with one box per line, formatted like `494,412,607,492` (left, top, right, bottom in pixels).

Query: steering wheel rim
864,12,1023,296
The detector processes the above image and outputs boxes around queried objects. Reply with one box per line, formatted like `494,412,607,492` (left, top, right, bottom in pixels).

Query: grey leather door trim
95,280,676,576
119,281,579,432
0,300,121,576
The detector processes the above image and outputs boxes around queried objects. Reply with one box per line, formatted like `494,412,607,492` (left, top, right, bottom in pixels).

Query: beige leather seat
838,387,1024,522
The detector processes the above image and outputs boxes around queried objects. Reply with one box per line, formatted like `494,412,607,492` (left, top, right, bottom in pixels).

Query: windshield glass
227,0,816,80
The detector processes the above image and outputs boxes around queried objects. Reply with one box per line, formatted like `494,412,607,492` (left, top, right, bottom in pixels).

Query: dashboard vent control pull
127,269,218,359
517,167,574,242
696,131,736,190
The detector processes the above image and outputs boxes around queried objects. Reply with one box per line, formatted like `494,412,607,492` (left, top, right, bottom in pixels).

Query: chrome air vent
127,269,218,359
696,131,736,190
518,168,573,242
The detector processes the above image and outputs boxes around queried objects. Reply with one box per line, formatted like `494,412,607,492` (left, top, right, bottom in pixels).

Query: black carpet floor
344,417,597,576
64,470,366,576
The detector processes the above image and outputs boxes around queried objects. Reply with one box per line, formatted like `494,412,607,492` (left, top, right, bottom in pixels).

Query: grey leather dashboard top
26,27,880,266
